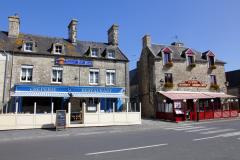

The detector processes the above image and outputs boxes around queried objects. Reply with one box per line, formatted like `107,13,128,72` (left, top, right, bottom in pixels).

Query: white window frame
207,55,215,68
91,48,98,57
89,69,99,85
54,45,63,54
106,69,116,85
24,42,34,52
210,75,217,85
107,50,115,59
51,67,63,83
20,65,33,82
162,52,171,65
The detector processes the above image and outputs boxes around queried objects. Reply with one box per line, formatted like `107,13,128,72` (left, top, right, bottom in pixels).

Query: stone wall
0,53,6,111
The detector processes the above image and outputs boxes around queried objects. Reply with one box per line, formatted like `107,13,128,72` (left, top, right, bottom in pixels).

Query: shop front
156,91,239,122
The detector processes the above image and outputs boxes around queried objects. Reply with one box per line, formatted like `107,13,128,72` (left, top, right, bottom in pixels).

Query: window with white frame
208,56,215,66
24,42,33,52
107,50,115,59
91,48,98,57
89,69,99,85
106,70,116,85
21,65,33,82
54,45,63,54
52,67,63,83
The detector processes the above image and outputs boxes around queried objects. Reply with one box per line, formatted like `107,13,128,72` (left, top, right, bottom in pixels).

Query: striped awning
12,92,70,97
12,91,127,98
158,91,236,100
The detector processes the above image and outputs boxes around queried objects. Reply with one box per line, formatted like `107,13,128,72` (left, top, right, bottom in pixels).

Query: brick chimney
8,14,20,38
142,35,151,48
108,24,118,46
68,19,78,45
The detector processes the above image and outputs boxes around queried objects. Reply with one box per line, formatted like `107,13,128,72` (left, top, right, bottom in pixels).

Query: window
210,75,217,85
54,45,63,54
24,42,33,52
89,69,99,85
108,50,115,59
187,55,194,65
52,67,63,83
165,73,173,83
163,52,171,65
91,48,98,57
208,56,215,66
106,70,116,85
21,65,33,82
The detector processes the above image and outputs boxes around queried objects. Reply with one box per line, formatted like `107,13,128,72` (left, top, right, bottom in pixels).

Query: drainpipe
1,50,8,111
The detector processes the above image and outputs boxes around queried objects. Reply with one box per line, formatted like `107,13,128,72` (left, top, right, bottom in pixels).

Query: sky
0,0,239,71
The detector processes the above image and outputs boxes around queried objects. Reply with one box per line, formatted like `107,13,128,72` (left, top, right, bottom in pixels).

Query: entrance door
186,99,194,120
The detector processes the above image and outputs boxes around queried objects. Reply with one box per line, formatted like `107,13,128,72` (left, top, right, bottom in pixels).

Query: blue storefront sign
56,58,93,66
14,85,124,94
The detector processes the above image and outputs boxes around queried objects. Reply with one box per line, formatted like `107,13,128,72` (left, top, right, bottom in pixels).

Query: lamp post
193,99,198,121
211,99,214,118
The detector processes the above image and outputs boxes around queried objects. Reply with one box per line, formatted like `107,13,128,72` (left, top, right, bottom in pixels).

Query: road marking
193,131,240,141
175,126,205,131
164,125,194,130
200,129,236,134
193,135,222,141
85,143,168,156
186,127,217,133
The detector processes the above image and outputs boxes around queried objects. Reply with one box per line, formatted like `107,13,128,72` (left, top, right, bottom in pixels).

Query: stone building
132,35,238,121
226,70,240,99
0,15,130,125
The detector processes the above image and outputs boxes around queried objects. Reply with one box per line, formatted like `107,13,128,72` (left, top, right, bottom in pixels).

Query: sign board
178,80,207,88
56,58,93,66
56,110,66,130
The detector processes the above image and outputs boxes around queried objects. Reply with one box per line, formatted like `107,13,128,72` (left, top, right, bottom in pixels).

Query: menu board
56,110,66,130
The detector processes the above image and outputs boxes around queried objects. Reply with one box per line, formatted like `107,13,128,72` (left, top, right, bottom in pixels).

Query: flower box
189,63,196,68
164,82,174,88
165,61,173,67
210,84,220,90
209,65,217,69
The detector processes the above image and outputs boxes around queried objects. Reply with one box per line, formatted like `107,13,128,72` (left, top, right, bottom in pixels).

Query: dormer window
55,45,63,54
185,49,196,67
24,42,33,52
107,50,115,59
203,50,216,69
91,48,98,57
208,56,215,66
161,47,173,67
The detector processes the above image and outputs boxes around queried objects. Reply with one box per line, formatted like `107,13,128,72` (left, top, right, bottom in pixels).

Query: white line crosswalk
165,124,240,141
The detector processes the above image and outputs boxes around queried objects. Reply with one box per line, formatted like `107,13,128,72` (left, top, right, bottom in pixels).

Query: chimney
8,14,20,38
108,24,118,46
142,35,151,48
68,19,78,45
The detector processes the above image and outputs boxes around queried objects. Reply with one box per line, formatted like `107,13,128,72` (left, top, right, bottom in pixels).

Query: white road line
85,143,168,156
200,129,236,134
193,131,240,141
193,135,222,141
175,126,205,131
164,125,194,130
186,127,217,133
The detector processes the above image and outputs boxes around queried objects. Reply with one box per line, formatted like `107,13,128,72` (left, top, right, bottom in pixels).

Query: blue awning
12,92,70,97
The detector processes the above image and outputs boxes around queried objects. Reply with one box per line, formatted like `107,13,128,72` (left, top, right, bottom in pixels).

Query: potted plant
164,82,174,88
165,60,173,67
210,84,220,90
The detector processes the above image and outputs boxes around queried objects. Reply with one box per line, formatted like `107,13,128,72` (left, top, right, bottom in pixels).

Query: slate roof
0,31,128,61
226,70,240,88
148,43,225,64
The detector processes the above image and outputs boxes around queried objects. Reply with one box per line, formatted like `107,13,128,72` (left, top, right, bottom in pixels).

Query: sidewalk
0,118,239,143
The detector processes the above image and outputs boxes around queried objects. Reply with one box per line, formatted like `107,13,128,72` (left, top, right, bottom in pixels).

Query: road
0,119,240,160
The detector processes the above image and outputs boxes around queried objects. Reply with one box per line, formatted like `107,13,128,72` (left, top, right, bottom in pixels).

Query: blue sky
0,0,239,71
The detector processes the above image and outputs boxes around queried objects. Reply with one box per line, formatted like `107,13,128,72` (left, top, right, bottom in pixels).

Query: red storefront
156,91,239,122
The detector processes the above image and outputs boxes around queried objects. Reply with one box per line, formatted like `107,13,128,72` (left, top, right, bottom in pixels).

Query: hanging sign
178,80,207,87
56,58,93,66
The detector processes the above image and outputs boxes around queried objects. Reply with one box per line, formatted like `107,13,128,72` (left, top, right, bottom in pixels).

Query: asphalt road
0,119,240,160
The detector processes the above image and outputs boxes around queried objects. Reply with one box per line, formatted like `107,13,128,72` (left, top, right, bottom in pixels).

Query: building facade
0,15,142,130
226,70,240,99
134,35,238,121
